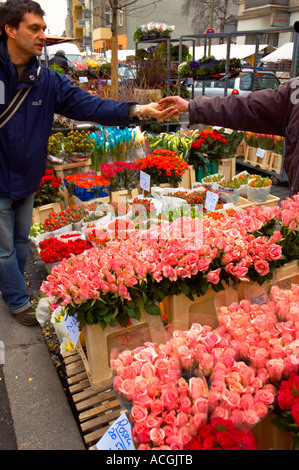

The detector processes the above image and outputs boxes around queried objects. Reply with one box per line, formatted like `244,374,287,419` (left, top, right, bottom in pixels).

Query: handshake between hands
140,96,189,121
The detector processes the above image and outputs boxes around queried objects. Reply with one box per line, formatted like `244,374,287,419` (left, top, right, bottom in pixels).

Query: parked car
188,69,281,98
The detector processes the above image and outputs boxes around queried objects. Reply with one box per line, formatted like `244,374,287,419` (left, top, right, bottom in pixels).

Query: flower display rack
255,149,273,171
76,310,165,392
62,349,123,448
32,201,64,225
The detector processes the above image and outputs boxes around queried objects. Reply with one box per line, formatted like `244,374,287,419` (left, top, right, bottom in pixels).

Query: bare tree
92,0,164,99
182,0,238,44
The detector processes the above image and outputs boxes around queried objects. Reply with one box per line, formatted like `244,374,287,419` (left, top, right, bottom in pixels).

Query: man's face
6,11,47,58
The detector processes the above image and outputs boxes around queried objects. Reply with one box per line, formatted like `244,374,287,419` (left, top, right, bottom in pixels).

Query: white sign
96,414,135,450
140,170,151,192
205,190,219,212
256,148,266,159
62,313,81,347
79,76,88,83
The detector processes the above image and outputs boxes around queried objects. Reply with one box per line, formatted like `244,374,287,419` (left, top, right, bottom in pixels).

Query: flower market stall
30,121,299,450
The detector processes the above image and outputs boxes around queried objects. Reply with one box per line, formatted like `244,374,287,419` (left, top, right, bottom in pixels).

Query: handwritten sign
205,190,219,212
96,414,135,450
62,313,81,347
140,170,151,192
256,148,266,159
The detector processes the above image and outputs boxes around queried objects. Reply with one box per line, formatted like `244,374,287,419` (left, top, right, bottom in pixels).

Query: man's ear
4,24,17,40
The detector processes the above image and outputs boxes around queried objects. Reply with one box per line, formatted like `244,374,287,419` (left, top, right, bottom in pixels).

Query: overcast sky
36,0,67,36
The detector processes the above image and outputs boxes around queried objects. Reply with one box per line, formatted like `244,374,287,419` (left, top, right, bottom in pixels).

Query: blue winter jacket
0,38,135,200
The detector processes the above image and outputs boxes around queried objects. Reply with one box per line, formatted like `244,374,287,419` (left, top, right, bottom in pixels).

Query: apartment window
105,6,111,27
119,9,123,27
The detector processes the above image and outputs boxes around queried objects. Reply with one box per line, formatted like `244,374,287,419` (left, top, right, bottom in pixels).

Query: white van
41,42,82,63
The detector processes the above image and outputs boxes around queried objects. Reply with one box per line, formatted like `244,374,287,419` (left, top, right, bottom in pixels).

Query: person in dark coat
48,49,69,72
0,0,176,326
158,77,299,198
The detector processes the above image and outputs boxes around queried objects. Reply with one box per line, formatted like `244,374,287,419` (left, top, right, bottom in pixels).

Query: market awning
45,35,76,46
261,42,293,62
191,44,276,61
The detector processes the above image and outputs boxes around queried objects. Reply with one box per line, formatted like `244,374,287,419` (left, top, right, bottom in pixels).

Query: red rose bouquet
272,373,299,449
184,417,259,450
187,129,229,169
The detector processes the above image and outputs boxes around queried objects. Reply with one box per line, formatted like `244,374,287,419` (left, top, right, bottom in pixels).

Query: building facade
236,0,299,46
66,0,299,54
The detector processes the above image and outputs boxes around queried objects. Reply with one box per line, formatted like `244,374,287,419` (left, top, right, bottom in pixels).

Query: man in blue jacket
0,0,177,326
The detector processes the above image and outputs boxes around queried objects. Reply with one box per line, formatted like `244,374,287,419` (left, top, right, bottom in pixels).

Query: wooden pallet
62,349,123,449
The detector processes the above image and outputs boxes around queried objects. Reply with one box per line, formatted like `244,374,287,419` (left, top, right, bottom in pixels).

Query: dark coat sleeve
189,81,290,137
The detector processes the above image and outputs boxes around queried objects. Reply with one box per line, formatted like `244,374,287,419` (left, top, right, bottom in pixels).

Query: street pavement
0,247,86,450
0,177,291,451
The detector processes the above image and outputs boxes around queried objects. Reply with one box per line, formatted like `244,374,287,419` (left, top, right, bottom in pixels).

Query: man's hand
158,96,189,115
139,102,181,120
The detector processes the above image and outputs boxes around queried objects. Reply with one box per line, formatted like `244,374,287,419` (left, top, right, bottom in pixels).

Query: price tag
96,414,135,450
79,76,88,83
256,148,265,159
140,170,151,192
62,313,81,347
205,190,219,212
187,77,194,85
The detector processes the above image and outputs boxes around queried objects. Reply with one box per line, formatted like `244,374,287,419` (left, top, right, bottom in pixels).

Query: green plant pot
195,162,217,182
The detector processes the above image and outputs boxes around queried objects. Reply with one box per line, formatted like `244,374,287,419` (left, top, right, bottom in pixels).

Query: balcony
245,0,289,8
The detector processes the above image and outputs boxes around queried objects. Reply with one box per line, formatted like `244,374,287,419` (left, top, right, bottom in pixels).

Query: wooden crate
110,188,139,204
32,201,64,224
255,149,272,171
217,157,236,180
77,310,166,392
271,260,299,290
244,146,257,166
180,165,196,189
68,195,110,206
268,152,283,174
237,194,280,209
235,140,247,158
165,286,227,331
49,159,91,206
62,349,123,448
252,412,294,450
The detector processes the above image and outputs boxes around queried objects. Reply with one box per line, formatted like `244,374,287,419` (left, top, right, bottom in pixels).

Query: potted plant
64,129,95,162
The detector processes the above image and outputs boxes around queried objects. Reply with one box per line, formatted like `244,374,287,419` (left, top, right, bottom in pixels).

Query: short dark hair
0,0,45,39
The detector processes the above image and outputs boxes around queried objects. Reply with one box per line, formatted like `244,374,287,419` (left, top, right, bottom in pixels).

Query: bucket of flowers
247,175,272,203
63,171,110,202
64,129,95,163
100,161,140,192
187,129,229,180
136,149,188,188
